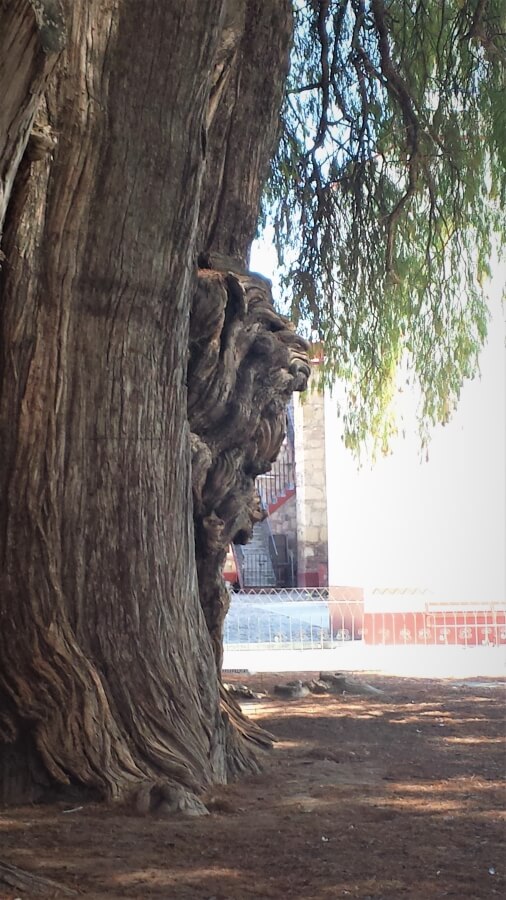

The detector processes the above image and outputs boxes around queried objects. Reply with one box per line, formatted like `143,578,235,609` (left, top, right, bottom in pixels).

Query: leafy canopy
262,0,505,452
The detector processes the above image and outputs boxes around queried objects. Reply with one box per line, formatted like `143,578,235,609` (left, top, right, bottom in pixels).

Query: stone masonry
293,375,328,586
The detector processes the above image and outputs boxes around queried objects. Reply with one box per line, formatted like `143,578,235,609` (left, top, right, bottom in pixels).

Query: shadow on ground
1,674,504,899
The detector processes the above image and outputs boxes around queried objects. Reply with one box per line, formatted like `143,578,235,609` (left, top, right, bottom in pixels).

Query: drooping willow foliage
262,0,505,451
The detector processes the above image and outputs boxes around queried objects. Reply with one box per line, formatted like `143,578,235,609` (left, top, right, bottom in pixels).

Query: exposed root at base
0,859,78,895
133,781,209,817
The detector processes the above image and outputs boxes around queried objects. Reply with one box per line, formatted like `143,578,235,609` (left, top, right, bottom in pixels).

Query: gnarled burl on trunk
189,266,310,669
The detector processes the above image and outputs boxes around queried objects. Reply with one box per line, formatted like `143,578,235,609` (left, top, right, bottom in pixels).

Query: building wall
268,493,297,543
293,381,328,586
268,493,298,586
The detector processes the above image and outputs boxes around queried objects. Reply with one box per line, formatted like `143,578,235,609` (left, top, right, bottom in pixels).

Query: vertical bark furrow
0,0,65,241
199,0,293,265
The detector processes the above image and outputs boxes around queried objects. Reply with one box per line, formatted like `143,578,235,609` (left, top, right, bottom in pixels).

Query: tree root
219,683,275,779
133,781,209,817
318,672,386,696
0,859,78,895
270,673,387,699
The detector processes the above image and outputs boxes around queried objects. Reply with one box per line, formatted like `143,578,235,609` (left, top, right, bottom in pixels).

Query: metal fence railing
256,453,295,510
240,550,277,589
224,588,506,650
256,409,295,513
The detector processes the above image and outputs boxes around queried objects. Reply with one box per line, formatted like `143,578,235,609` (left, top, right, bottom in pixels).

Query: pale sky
251,240,506,603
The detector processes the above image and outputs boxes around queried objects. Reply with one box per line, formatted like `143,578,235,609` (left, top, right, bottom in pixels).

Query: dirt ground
1,673,504,899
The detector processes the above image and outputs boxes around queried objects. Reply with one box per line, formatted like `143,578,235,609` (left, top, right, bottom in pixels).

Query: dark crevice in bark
0,0,64,240
199,0,293,263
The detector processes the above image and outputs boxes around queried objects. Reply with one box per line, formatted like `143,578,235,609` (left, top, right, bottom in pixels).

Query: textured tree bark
0,0,301,806
189,269,309,674
199,0,293,265
0,0,228,805
0,0,64,238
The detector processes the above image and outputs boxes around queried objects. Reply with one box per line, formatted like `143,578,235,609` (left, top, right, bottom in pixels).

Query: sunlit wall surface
325,270,505,603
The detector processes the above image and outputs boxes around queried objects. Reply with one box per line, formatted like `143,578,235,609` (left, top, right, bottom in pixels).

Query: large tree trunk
0,0,302,807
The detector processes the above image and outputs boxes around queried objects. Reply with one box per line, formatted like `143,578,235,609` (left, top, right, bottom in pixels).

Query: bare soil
1,674,505,899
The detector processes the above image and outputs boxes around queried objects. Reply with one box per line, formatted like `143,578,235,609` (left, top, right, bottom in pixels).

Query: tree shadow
1,678,504,898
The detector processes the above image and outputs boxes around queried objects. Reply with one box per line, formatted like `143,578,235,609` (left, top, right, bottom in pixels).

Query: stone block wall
268,494,298,586
268,494,297,543
293,379,328,586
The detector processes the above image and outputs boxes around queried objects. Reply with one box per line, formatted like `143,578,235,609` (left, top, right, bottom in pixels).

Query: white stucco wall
325,272,505,602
